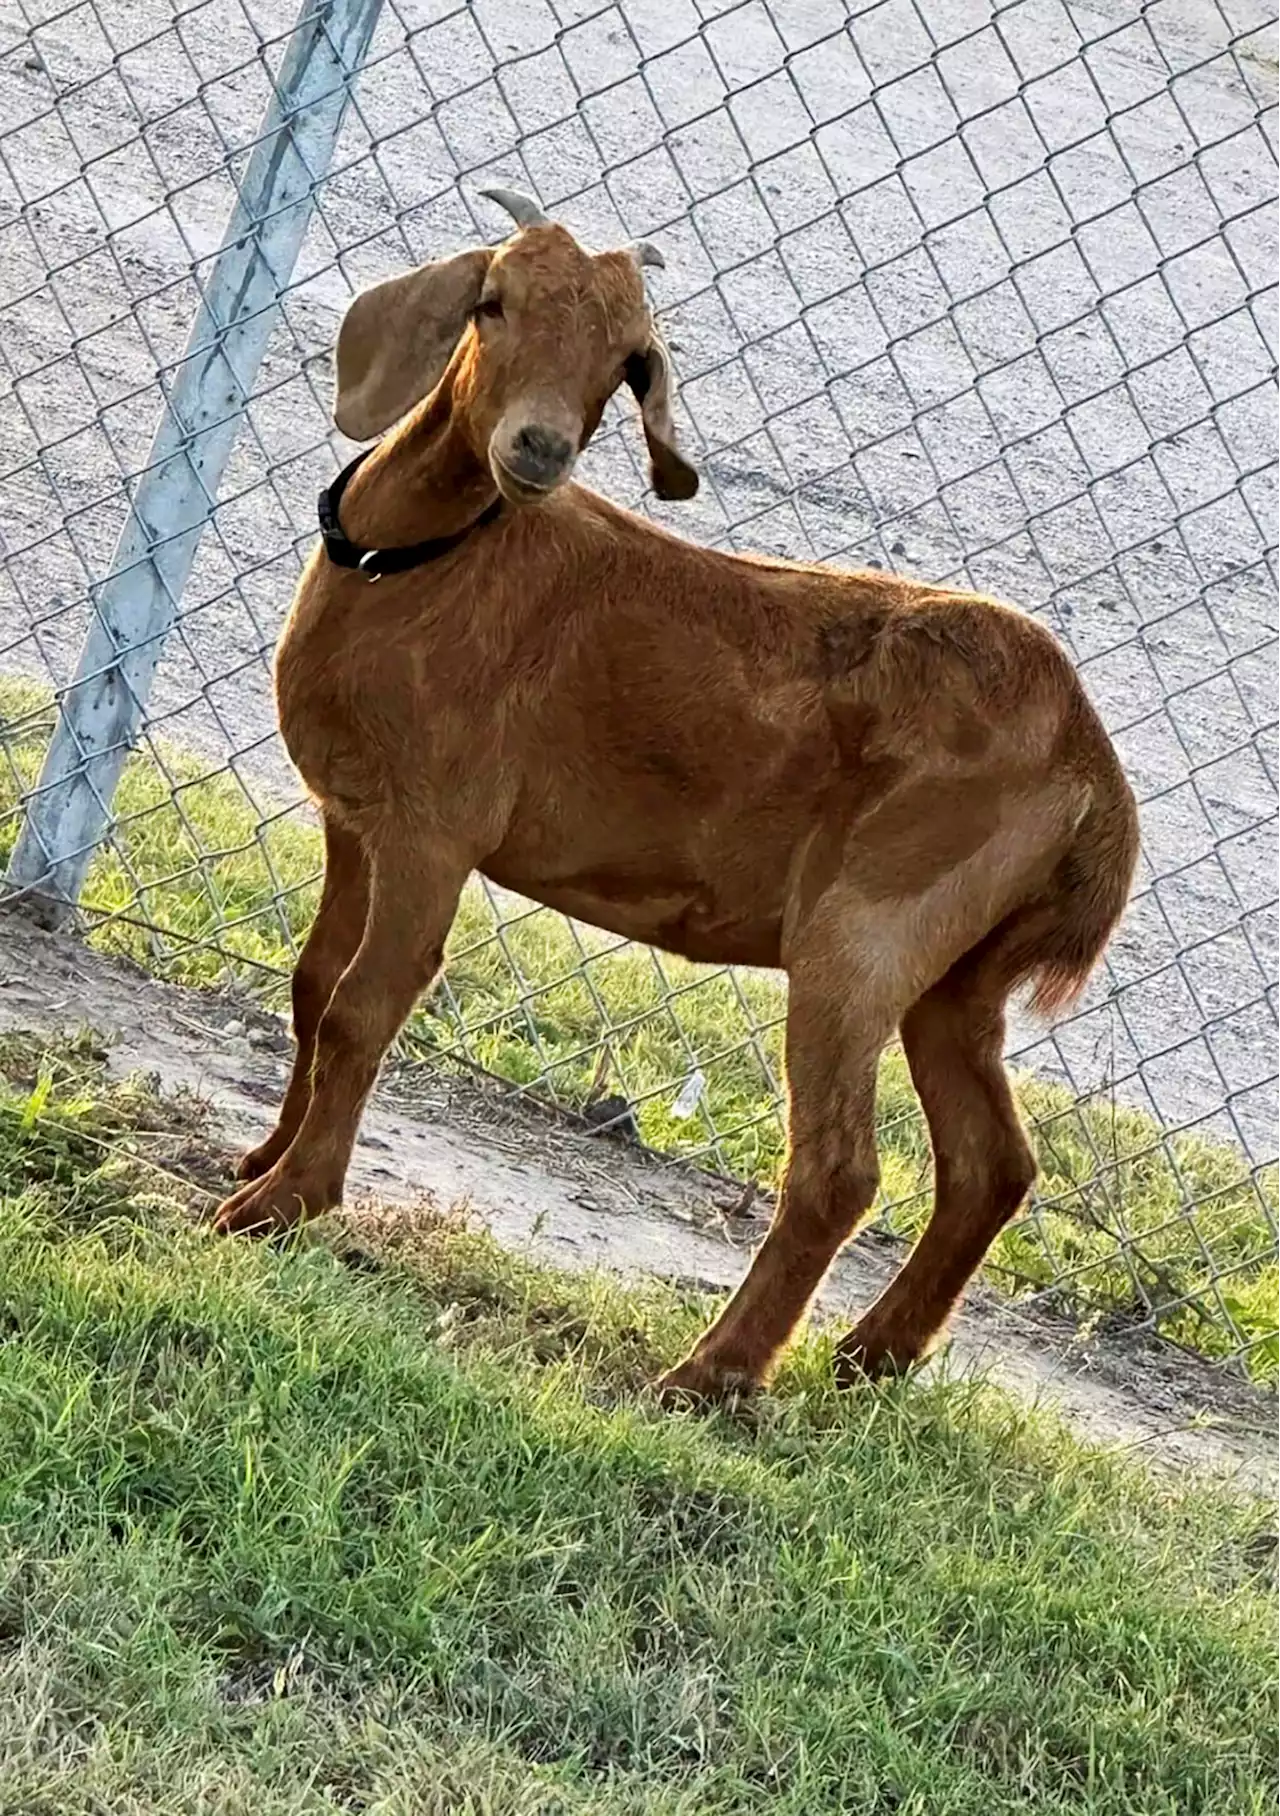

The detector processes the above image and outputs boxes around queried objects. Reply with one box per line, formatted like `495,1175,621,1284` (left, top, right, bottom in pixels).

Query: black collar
317,446,503,582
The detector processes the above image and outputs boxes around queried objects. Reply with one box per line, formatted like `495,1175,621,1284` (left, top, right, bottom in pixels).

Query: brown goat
213,190,1139,1399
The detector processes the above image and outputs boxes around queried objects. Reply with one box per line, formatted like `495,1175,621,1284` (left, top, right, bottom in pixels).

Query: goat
213,188,1139,1400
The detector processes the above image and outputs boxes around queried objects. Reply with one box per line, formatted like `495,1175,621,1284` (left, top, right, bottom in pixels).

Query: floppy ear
333,248,492,440
623,328,699,501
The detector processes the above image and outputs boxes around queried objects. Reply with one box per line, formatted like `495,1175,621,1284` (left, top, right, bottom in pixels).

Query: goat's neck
338,390,496,548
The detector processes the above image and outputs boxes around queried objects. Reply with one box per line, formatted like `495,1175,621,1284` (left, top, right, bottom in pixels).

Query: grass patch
0,1039,1275,1816
1,675,1275,1380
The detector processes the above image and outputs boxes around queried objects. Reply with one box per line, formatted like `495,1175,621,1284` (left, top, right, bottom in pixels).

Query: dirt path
0,908,1273,1493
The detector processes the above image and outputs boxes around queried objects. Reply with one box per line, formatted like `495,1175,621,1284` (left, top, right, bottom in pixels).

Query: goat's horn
629,240,665,271
481,187,550,230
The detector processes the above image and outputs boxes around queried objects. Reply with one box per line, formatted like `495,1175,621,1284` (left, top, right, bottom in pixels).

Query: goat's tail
982,717,1140,1019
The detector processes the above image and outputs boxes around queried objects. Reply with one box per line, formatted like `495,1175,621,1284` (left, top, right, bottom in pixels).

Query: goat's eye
473,295,504,321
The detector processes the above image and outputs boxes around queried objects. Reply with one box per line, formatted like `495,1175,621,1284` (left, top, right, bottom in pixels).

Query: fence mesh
0,0,1276,1376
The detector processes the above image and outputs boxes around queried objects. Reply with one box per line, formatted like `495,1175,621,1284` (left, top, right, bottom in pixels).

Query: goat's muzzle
490,417,577,503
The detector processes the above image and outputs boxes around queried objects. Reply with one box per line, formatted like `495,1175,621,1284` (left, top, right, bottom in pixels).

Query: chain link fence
0,0,1275,1376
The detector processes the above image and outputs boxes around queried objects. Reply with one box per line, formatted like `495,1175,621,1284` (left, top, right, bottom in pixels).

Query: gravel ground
0,0,1276,1159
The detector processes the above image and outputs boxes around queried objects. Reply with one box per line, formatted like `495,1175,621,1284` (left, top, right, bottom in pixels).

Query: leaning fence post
4,0,384,927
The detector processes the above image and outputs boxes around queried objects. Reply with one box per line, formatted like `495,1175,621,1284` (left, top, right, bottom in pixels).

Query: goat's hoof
833,1321,927,1386
654,1357,761,1407
211,1167,334,1237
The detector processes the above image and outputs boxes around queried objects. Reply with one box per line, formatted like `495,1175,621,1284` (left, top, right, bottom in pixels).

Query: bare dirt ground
1,906,1273,1495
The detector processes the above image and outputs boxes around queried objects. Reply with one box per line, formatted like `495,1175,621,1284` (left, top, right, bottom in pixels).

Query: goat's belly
482,865,784,970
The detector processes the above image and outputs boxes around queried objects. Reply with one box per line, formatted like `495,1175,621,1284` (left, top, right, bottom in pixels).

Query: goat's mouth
489,452,565,505
489,422,577,505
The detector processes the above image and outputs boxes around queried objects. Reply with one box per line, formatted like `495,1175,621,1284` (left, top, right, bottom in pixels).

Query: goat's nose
507,424,574,482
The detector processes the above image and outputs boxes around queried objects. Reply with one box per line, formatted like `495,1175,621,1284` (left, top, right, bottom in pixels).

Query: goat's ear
623,331,699,501
333,248,492,440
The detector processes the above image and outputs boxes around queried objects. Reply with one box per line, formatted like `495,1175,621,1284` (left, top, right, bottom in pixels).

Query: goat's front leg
236,815,370,1182
658,924,904,1401
213,836,469,1235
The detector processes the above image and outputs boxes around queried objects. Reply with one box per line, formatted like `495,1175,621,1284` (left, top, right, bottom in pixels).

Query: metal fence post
4,0,384,926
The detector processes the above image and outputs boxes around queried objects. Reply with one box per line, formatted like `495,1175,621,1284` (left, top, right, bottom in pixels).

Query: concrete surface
0,0,1275,1158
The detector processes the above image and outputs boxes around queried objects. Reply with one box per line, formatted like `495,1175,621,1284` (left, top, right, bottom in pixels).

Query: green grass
1,675,1276,1381
0,1039,1275,1816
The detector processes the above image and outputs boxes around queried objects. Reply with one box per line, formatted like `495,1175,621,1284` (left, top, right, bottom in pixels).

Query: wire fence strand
0,0,1275,1377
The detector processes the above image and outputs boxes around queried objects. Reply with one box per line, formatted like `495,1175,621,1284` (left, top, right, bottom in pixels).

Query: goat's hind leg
835,943,1036,1381
658,907,910,1401
236,815,370,1181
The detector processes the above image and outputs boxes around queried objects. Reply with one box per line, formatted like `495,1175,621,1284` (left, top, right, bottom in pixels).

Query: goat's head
332,189,698,504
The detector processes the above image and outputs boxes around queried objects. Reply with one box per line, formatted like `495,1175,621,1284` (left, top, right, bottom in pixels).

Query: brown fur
212,215,1140,1398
